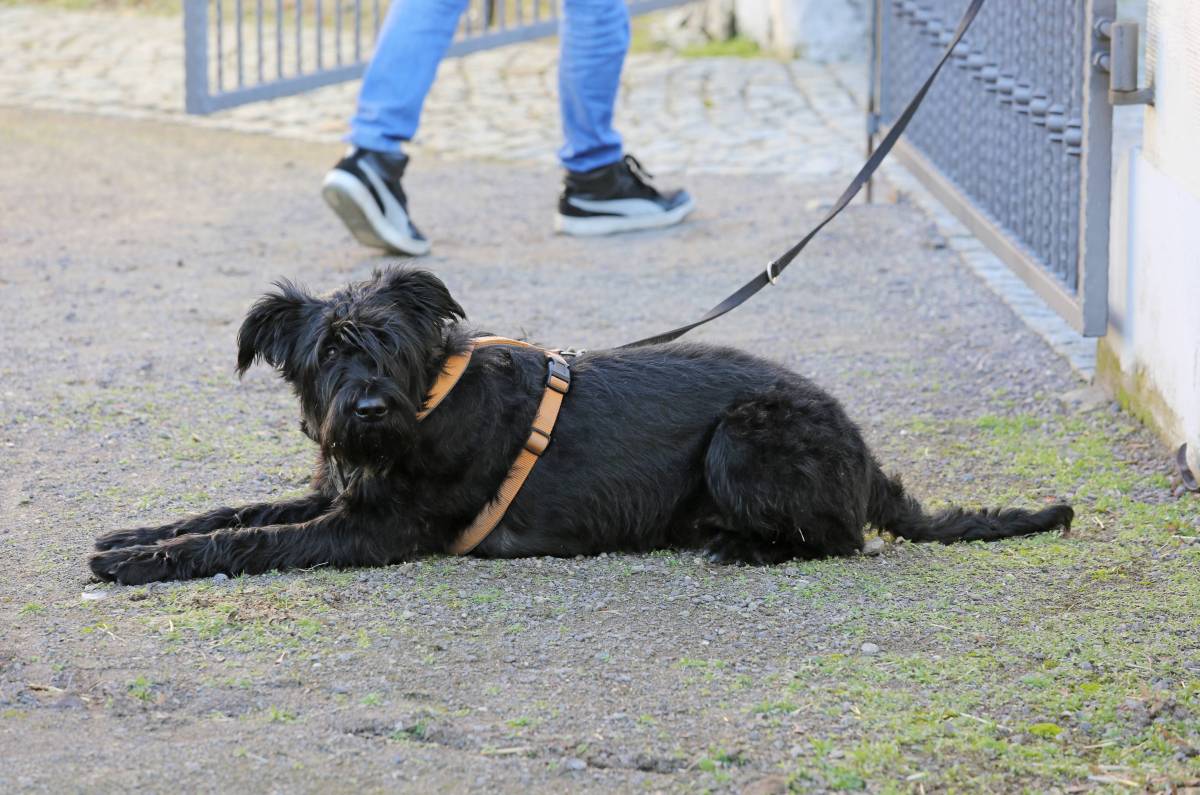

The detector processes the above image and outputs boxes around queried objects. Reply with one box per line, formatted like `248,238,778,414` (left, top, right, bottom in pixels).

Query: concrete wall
1102,0,1200,473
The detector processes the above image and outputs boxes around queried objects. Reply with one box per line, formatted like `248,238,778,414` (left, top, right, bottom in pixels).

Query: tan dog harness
418,336,571,555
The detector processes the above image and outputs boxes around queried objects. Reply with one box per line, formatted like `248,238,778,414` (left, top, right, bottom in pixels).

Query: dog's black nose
354,395,388,421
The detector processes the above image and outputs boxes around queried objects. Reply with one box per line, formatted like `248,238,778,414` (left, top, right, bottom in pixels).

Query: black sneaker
555,154,695,236
321,148,431,256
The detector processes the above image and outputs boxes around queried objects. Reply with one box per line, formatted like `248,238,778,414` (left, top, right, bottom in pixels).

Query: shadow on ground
0,109,1197,792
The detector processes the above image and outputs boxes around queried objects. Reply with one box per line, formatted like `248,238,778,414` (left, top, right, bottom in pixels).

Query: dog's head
236,267,465,466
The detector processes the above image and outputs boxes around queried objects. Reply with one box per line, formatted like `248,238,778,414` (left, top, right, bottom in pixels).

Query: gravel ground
1,109,1198,792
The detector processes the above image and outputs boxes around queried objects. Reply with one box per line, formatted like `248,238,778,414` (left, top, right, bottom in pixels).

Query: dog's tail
866,460,1073,544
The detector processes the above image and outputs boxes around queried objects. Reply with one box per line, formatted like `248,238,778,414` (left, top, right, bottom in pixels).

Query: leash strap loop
620,0,986,349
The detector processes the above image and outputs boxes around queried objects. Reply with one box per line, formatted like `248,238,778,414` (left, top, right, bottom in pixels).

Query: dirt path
1,109,1197,792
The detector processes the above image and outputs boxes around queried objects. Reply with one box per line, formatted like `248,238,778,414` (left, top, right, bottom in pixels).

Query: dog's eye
323,345,339,361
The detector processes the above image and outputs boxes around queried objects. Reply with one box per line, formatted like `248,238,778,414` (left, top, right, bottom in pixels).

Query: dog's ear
374,268,466,327
236,280,321,376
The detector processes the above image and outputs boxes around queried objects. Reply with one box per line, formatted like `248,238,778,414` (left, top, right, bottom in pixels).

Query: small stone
1056,385,1110,412
563,757,587,771
742,775,789,795
860,642,881,656
212,573,229,583
81,590,108,601
862,538,885,556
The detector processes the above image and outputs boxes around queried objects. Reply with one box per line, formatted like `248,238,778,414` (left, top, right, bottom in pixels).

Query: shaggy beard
318,387,417,468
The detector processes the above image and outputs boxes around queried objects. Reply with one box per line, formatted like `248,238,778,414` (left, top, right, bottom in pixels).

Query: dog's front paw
89,545,179,585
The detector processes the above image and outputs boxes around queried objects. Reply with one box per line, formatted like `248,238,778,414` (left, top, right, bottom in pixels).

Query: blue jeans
349,0,629,173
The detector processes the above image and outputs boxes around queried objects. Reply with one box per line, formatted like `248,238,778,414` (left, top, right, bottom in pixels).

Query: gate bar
183,0,210,114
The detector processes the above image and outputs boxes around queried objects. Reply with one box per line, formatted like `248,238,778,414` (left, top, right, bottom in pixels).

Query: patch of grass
751,700,797,715
471,589,504,605
360,692,383,707
18,602,45,615
767,410,1200,790
628,14,667,55
389,720,429,742
696,747,747,773
1027,721,1064,739
266,706,295,723
134,580,331,655
677,657,727,670
681,36,762,59
506,716,534,728
825,767,867,791
127,675,155,702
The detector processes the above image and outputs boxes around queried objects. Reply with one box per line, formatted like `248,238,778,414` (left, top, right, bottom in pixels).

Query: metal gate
870,0,1114,336
184,0,688,115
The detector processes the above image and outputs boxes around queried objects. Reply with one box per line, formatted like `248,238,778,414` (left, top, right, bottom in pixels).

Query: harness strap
416,336,542,420
417,337,571,555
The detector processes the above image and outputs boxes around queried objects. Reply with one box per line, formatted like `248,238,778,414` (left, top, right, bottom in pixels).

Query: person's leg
557,0,629,172
349,0,470,153
324,0,467,255
554,0,694,237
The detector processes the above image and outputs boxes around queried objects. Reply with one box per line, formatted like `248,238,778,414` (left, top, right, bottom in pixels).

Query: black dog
90,268,1073,584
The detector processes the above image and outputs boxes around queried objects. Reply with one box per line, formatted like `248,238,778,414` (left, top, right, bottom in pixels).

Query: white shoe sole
321,170,432,256
554,197,696,237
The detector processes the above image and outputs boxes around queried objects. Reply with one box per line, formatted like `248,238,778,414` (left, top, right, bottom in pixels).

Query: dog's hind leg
89,508,395,585
93,493,332,551
699,384,872,563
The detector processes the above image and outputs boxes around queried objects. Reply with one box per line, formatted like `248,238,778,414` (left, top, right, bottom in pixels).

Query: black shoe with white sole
555,154,695,237
322,148,431,256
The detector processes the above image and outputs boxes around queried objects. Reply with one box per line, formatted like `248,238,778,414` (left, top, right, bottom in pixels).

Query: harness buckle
546,357,571,394
765,261,780,286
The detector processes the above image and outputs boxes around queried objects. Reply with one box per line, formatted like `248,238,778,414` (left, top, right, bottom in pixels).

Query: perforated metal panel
871,0,1115,335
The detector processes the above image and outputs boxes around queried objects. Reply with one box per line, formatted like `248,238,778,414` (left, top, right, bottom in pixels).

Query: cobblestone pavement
0,5,867,178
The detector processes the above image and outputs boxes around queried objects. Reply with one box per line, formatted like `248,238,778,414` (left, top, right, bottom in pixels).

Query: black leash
621,0,986,348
